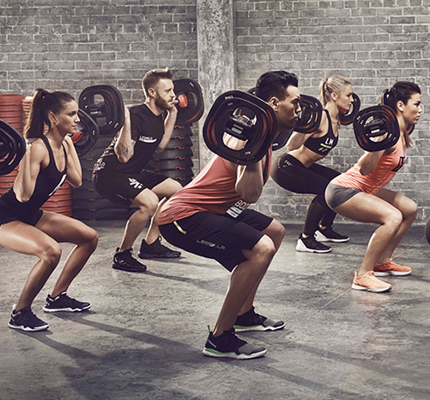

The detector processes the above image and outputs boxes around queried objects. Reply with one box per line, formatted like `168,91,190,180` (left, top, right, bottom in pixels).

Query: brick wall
1,0,429,223
0,1,198,101
236,0,430,224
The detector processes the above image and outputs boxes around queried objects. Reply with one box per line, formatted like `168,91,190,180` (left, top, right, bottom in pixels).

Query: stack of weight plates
72,132,133,221
20,94,73,217
150,126,194,186
0,94,25,195
0,94,24,133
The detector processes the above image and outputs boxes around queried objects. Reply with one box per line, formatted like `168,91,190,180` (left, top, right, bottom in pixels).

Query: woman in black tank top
0,89,98,332
271,76,355,254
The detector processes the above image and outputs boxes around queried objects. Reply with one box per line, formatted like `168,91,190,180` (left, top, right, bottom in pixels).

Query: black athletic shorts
0,208,43,227
93,168,169,207
159,209,273,272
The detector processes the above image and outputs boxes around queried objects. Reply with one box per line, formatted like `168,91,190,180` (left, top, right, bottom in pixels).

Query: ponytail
380,81,421,149
24,89,75,139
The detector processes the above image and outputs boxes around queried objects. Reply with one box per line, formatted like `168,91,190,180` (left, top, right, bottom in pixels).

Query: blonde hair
319,76,351,107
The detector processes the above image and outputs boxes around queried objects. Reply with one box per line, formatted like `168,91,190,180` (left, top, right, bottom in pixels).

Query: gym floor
1,220,429,400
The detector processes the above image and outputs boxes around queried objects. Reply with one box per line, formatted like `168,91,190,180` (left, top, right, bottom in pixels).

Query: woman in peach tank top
325,81,422,293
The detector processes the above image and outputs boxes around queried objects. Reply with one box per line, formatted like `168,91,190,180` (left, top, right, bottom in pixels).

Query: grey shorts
325,183,361,210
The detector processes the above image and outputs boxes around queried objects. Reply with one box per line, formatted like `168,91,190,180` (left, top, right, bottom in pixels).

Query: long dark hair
380,81,421,148
24,88,75,139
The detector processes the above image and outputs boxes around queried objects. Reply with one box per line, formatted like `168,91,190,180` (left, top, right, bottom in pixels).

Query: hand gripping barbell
202,90,277,165
353,104,400,152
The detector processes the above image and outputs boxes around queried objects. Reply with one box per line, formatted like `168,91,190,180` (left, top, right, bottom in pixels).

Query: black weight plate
0,119,26,176
79,85,125,136
174,79,204,127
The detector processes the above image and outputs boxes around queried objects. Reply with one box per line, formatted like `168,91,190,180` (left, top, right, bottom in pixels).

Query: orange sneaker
374,259,412,277
351,271,392,293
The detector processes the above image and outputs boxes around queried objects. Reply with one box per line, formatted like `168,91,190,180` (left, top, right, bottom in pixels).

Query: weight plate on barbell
79,85,125,136
70,109,100,157
174,79,205,127
0,119,26,176
340,92,361,126
353,104,400,152
295,94,323,134
203,90,277,165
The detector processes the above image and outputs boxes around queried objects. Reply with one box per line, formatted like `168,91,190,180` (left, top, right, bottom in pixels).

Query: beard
155,94,174,111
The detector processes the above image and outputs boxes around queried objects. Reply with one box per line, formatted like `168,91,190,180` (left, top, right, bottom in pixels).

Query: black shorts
159,209,273,271
93,168,169,207
0,208,43,227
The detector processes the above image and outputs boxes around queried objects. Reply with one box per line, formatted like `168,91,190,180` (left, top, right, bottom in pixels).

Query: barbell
0,79,205,175
353,104,400,152
0,120,26,175
202,90,277,165
173,78,205,127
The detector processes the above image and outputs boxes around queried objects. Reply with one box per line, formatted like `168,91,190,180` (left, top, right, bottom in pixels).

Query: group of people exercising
0,67,422,360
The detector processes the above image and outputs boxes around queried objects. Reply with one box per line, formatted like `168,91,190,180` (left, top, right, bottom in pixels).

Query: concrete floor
1,220,430,400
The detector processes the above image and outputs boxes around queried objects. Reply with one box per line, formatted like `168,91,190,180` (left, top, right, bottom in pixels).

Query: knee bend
406,201,418,220
138,196,159,215
85,228,98,251
41,242,62,266
385,210,403,231
271,219,285,240
254,235,276,261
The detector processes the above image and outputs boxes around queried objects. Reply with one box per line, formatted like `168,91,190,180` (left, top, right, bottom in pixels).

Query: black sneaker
43,292,91,313
234,306,285,332
296,234,332,253
113,248,147,272
138,236,181,259
315,227,350,243
8,306,49,332
203,328,267,360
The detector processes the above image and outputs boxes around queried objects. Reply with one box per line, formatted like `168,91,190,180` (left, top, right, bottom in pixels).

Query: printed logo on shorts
128,177,143,190
138,136,157,143
226,199,250,218
196,239,226,250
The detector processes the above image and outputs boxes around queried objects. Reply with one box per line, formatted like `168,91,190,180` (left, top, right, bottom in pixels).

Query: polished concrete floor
1,220,430,400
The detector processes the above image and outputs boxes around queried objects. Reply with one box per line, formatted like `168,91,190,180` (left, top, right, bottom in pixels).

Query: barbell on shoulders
0,120,26,176
202,90,277,165
0,110,99,177
339,93,361,126
173,78,204,127
69,109,100,157
79,85,125,137
353,104,400,152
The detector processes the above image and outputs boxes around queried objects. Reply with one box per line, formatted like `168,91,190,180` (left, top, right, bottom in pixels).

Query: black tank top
0,135,67,222
93,104,164,175
303,110,338,155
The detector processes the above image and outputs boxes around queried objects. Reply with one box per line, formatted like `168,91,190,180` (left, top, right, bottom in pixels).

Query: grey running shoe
203,328,267,360
234,306,285,332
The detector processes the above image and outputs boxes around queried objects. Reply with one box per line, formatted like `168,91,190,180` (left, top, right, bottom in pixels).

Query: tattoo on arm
117,142,129,157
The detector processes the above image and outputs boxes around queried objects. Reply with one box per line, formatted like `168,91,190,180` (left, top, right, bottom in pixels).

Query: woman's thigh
35,211,97,245
375,188,417,217
0,220,57,256
334,191,401,225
